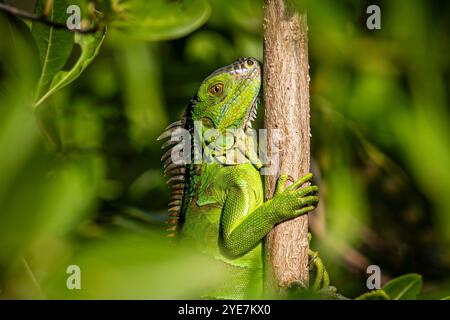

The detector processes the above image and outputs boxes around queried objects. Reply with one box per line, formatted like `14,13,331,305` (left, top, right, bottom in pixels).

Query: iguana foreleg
220,173,319,257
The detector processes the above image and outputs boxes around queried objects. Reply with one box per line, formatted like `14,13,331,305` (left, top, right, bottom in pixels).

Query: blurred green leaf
209,0,263,33
0,15,104,275
184,30,235,64
115,40,167,147
41,231,227,299
110,0,211,41
0,14,39,265
395,107,450,246
34,29,106,108
325,160,369,247
32,0,74,102
382,274,423,300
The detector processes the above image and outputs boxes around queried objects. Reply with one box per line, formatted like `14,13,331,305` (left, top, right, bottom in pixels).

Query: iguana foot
271,173,319,220
309,248,330,290
307,233,331,291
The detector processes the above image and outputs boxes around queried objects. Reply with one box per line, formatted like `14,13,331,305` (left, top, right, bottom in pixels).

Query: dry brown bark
263,0,311,290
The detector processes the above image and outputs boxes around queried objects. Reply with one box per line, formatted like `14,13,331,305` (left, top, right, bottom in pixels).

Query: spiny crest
158,119,186,237
157,96,197,237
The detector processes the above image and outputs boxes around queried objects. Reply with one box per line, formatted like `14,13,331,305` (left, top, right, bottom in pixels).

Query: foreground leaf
41,231,227,299
382,273,423,300
34,29,106,108
110,0,211,41
32,0,74,101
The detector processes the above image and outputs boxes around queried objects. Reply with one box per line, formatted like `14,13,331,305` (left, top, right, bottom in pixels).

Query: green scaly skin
159,58,320,299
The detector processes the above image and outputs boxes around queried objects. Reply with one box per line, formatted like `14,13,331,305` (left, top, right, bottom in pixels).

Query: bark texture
263,0,311,289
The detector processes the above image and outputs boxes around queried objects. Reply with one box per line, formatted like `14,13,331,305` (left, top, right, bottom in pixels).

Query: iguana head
191,57,261,132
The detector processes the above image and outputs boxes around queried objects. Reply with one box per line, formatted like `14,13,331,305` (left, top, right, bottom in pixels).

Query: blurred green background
0,0,449,299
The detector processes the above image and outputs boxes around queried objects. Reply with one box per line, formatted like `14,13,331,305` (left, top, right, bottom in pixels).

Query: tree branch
0,3,99,33
264,0,311,290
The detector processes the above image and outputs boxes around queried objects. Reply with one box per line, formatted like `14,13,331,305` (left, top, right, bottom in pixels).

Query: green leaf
32,0,74,101
110,0,211,41
355,289,390,300
41,231,228,299
34,29,106,108
441,296,450,300
382,273,423,300
116,42,168,147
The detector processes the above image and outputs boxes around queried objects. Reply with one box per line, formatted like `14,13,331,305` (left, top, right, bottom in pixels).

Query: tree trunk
263,0,311,290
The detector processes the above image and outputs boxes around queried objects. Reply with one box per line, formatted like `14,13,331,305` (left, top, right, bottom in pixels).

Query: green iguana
158,58,321,299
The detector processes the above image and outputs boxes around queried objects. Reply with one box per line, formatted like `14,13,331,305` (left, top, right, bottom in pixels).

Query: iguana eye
208,83,224,96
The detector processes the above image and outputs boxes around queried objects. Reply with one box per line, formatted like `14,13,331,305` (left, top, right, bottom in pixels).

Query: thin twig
0,3,98,33
22,257,46,299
